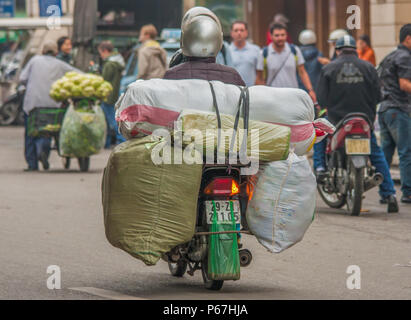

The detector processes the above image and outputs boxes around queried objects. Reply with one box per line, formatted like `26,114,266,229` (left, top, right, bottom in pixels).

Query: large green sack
102,136,203,266
208,201,241,281
59,104,107,158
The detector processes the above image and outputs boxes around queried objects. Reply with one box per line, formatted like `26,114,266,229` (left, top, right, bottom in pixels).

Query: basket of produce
27,107,67,137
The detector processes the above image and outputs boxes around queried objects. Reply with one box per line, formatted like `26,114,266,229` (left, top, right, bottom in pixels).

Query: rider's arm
316,69,329,109
297,65,317,103
399,78,411,94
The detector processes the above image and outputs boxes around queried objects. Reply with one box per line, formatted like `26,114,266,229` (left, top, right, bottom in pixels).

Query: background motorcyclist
297,29,324,93
318,29,349,66
315,35,399,213
164,7,245,86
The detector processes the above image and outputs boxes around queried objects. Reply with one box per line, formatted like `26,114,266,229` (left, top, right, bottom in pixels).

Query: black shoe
380,198,388,204
401,195,411,204
387,195,399,213
39,152,50,171
315,170,326,183
24,168,38,172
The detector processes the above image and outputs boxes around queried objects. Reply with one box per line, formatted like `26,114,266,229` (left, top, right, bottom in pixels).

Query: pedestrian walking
256,23,317,103
297,29,324,93
97,41,126,149
315,35,398,212
357,34,376,67
229,21,260,87
137,24,168,80
266,13,292,45
378,24,411,204
19,41,79,171
56,36,73,65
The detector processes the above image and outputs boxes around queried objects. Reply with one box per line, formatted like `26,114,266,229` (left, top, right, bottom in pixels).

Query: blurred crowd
15,8,411,206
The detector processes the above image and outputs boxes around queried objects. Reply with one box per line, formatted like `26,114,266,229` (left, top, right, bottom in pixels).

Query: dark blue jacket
298,45,323,92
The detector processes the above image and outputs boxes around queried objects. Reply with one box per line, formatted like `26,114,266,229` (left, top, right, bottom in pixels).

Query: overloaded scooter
165,86,253,291
166,163,253,290
317,112,384,216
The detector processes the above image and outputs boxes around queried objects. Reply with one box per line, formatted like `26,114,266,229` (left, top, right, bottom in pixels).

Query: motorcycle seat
333,112,373,133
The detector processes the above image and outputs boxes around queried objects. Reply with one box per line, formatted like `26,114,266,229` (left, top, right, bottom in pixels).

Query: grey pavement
1,126,410,300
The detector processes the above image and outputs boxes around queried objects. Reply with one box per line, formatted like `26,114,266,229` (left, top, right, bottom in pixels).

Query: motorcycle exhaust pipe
364,173,384,192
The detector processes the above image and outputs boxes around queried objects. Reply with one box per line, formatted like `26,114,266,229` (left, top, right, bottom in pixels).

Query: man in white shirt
256,23,317,103
229,21,260,87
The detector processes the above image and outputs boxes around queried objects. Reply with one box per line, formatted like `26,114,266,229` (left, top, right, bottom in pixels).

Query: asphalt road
1,126,410,300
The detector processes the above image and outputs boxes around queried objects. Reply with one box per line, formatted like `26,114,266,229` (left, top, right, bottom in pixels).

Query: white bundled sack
115,79,334,156
246,153,316,253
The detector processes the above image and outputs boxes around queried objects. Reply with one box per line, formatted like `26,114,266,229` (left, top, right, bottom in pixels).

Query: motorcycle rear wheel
201,258,224,291
317,183,346,209
168,260,188,278
346,166,365,216
0,101,19,125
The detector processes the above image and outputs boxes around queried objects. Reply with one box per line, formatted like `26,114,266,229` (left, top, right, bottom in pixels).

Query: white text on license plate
205,201,241,225
345,138,371,155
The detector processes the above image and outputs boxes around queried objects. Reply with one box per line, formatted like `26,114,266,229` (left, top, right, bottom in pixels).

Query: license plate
205,201,241,225
345,138,371,155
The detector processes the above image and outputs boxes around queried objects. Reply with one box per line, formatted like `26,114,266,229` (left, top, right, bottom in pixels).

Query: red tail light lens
344,120,371,135
344,124,353,132
204,178,240,196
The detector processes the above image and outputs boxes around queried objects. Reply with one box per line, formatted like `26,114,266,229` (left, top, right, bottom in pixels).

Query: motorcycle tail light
204,178,240,196
344,124,353,132
247,183,255,201
362,123,370,132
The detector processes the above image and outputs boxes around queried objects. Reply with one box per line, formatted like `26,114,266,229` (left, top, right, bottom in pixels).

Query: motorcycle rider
318,29,349,66
164,7,245,86
297,29,324,93
315,35,399,213
164,7,247,236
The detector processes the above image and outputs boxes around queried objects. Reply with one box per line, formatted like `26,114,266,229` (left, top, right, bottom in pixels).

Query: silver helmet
328,29,349,43
180,6,223,58
299,30,317,45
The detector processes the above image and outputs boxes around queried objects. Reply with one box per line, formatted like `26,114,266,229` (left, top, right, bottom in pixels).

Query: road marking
69,287,148,300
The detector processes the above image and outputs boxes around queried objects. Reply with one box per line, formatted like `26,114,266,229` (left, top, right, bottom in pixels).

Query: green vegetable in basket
65,71,78,79
71,85,82,97
82,86,95,98
49,72,113,102
62,81,74,91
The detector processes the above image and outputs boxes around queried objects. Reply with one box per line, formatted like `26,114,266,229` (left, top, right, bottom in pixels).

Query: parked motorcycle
0,83,25,126
317,112,384,216
165,163,253,291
